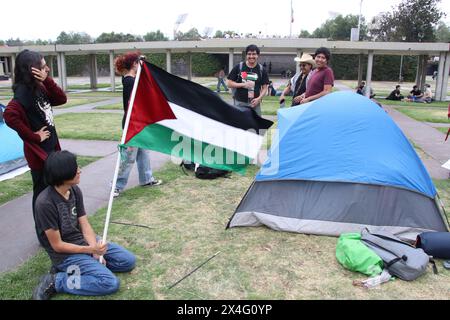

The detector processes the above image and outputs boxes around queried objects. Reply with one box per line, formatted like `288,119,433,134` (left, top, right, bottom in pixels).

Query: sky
1,0,449,41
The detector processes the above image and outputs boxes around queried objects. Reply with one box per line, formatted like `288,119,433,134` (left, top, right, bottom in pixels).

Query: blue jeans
54,241,136,296
217,78,228,92
116,147,154,192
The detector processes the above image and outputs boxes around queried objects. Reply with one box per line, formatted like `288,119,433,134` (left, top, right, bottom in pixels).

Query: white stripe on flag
157,102,264,159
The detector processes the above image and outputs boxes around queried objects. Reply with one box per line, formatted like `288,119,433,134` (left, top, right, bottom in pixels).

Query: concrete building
0,38,449,100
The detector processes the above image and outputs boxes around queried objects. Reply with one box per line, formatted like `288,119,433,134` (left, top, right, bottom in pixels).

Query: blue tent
228,92,448,240
0,105,27,176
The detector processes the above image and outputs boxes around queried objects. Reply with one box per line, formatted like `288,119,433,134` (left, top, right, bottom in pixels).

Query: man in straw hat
279,53,315,106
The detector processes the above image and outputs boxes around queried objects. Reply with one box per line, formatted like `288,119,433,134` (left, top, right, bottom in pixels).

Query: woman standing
113,52,161,197
4,49,67,220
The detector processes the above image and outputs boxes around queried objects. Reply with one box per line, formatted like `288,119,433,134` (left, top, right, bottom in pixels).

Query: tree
56,31,93,44
175,28,201,41
312,14,368,40
369,0,445,42
95,32,142,43
213,30,237,38
143,30,168,41
298,30,311,38
435,21,450,42
5,38,24,46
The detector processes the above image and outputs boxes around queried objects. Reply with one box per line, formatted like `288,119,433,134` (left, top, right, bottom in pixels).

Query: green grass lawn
95,103,123,110
67,83,113,90
67,91,122,98
437,127,450,134
55,113,122,141
261,96,293,115
53,97,107,109
1,163,449,300
0,156,100,206
380,99,449,108
396,107,449,123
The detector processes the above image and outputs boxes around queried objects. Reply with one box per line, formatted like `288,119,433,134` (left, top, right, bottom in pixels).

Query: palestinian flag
123,61,273,173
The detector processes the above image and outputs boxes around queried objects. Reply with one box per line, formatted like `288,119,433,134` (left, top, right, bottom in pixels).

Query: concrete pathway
384,106,450,179
53,98,121,115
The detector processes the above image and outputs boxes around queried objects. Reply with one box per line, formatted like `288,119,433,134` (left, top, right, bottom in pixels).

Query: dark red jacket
4,77,67,170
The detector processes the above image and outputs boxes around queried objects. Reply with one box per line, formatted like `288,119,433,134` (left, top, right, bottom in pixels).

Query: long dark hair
12,49,43,94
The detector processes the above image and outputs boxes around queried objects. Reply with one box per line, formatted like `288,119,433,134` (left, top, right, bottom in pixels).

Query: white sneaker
113,189,120,197
143,179,162,187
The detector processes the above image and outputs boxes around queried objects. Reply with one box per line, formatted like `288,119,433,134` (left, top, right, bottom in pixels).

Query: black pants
31,170,48,222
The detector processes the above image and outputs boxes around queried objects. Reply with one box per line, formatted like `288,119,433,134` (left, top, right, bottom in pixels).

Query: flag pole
99,59,144,263
289,0,293,38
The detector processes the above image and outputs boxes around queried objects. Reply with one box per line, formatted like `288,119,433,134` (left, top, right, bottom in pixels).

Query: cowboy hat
294,53,316,67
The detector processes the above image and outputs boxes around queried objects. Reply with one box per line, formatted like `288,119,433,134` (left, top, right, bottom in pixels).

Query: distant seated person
386,85,404,101
420,84,433,103
267,81,277,96
32,150,136,300
357,81,375,98
406,85,423,102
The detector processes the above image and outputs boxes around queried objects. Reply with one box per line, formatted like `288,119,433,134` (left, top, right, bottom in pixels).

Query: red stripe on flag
125,62,176,144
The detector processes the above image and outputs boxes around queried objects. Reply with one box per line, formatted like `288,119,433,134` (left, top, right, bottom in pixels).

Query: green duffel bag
336,233,383,276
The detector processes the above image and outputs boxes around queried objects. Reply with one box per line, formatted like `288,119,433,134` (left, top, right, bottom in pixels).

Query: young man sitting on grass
32,150,136,300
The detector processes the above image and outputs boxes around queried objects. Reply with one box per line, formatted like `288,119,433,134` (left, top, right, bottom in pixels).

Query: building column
419,55,427,91
228,48,234,74
89,54,98,90
435,51,446,101
0,58,4,76
415,55,424,88
365,50,374,98
4,56,11,75
166,49,171,73
296,49,302,75
187,52,192,81
109,51,115,92
10,54,16,81
47,56,55,78
57,52,67,91
357,54,364,85
441,52,450,101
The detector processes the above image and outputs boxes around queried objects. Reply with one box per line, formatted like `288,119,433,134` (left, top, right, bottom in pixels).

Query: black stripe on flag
145,62,273,131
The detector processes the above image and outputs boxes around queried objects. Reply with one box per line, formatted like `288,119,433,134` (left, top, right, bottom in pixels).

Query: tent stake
168,251,221,289
111,221,153,230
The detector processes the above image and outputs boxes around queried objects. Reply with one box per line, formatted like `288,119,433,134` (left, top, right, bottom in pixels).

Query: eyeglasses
300,64,308,67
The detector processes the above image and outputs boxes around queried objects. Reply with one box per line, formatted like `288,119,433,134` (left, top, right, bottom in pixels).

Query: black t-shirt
14,84,58,154
227,63,270,103
35,185,88,266
410,89,422,96
292,74,308,106
122,76,135,129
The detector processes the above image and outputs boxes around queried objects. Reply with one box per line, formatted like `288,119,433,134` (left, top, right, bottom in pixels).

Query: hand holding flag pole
98,59,144,264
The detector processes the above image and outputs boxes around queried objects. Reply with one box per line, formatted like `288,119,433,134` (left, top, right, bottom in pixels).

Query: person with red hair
113,52,161,197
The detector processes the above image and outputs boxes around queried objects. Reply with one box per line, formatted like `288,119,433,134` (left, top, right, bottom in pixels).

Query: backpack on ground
194,165,231,180
361,228,437,281
180,160,195,175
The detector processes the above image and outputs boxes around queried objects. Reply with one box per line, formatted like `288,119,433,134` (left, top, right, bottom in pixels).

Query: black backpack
194,165,231,180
